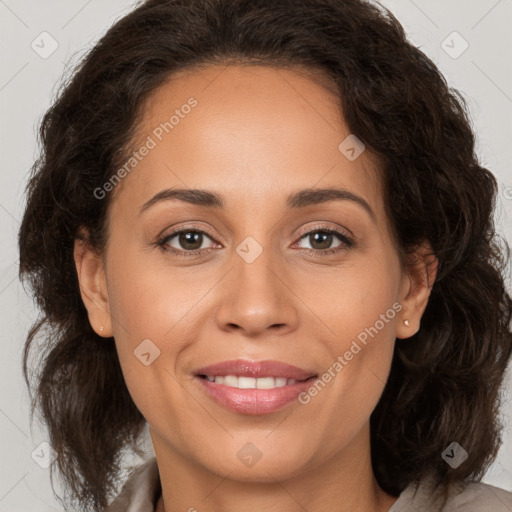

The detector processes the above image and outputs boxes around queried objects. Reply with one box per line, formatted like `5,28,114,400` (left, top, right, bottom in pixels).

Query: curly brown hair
18,0,512,510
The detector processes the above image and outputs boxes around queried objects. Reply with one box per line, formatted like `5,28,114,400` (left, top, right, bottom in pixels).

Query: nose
215,245,299,338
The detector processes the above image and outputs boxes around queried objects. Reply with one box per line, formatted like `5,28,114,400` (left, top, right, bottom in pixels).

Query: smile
193,359,318,415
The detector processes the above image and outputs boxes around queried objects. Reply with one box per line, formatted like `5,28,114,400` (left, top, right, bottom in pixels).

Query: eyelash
156,224,355,258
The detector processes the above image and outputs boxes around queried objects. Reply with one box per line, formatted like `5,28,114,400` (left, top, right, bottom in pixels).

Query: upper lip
195,359,317,381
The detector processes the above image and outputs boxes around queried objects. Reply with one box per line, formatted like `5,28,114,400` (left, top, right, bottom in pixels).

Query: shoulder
106,457,161,512
447,480,512,511
391,475,512,512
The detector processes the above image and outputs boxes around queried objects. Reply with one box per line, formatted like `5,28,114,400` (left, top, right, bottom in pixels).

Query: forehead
111,64,383,216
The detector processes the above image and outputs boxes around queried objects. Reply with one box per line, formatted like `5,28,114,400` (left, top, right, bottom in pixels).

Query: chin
194,441,316,482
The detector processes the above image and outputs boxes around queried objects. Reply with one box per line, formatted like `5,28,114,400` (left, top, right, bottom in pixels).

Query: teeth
203,375,297,388
238,376,256,389
223,375,238,387
259,377,284,389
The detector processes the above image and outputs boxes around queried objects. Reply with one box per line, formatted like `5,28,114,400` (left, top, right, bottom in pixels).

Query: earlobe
396,244,438,339
73,235,113,337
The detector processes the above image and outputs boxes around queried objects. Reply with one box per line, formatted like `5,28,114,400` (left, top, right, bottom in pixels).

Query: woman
18,0,512,511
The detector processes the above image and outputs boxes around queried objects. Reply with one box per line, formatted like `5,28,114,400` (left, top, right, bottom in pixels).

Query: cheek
104,249,209,395
320,252,401,339
106,248,203,337
306,255,400,421
105,258,194,431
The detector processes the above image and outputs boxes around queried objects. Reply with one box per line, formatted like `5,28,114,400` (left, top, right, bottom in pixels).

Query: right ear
73,230,113,337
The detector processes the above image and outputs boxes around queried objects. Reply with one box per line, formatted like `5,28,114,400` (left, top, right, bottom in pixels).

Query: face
75,64,433,482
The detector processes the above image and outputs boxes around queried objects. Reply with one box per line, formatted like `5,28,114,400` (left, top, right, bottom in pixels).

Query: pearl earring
404,319,410,327
100,326,104,332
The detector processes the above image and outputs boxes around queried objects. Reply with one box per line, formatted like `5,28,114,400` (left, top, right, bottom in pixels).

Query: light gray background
1,1,511,510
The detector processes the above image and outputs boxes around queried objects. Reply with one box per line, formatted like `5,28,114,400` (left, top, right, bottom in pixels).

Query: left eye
295,229,353,252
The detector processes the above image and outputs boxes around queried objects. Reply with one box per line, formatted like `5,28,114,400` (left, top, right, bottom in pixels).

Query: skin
74,64,437,512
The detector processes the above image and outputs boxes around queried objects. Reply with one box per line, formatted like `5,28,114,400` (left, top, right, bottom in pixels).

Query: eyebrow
139,187,376,221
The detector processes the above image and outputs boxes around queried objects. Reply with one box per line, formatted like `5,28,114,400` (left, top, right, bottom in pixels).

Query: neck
152,425,398,512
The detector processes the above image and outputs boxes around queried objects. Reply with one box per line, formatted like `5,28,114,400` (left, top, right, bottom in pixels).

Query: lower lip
195,376,316,415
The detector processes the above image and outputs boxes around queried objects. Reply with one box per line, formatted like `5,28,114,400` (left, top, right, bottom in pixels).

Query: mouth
193,359,318,415
196,374,316,388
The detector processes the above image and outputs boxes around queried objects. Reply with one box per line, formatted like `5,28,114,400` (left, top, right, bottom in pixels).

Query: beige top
106,457,512,511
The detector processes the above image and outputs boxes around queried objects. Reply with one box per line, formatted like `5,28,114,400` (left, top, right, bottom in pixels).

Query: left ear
395,242,438,339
